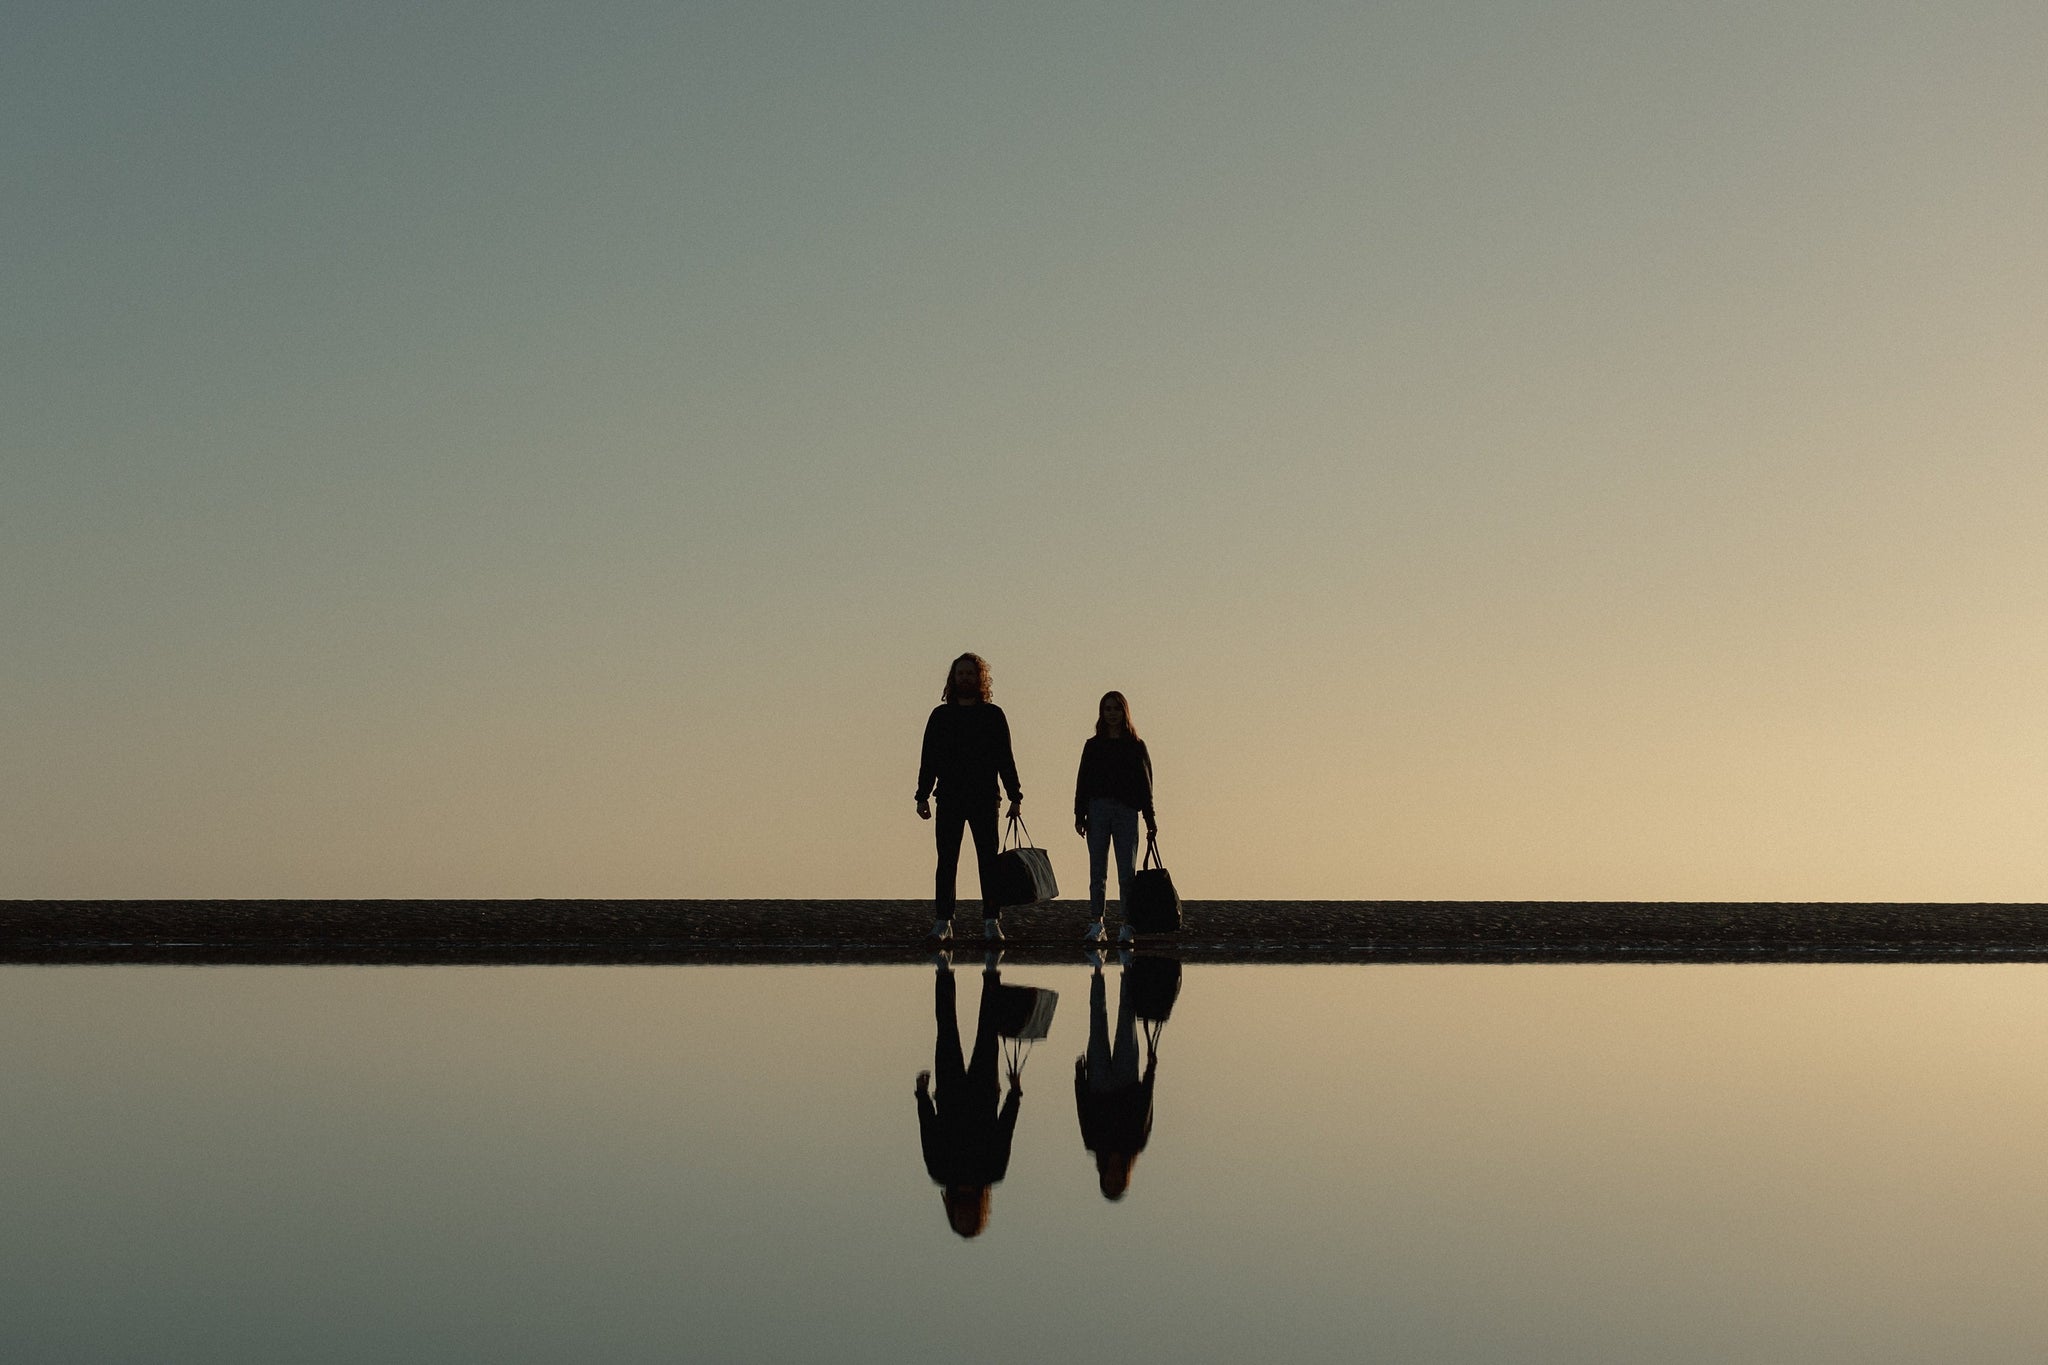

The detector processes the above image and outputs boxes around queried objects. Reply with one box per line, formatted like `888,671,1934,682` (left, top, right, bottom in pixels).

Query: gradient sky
6,0,2044,899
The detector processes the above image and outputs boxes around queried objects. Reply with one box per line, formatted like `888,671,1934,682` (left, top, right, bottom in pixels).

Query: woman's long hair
942,653,994,704
1095,690,1139,739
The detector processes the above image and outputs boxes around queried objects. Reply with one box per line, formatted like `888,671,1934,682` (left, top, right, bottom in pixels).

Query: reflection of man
1074,957,1156,1201
916,956,1022,1238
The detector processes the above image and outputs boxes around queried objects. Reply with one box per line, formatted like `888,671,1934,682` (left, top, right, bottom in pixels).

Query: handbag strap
1002,1033,1035,1077
1142,832,1164,870
1004,811,1036,851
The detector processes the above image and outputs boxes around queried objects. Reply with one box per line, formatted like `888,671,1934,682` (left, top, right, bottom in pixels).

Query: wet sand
6,899,2048,964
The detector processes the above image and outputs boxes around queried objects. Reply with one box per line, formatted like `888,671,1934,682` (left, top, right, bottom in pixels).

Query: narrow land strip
6,900,2048,964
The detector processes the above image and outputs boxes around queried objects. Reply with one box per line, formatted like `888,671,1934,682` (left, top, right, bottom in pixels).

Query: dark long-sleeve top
1073,736,1154,821
918,1089,1023,1188
1075,1061,1157,1158
917,702,1022,804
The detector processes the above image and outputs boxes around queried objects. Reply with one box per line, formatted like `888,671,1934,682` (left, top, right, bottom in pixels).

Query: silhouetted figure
917,958,1023,1238
1074,955,1158,1200
1073,690,1155,943
916,652,1023,943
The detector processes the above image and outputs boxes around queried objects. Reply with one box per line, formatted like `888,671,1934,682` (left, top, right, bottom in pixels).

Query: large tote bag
987,982,1059,1077
992,814,1059,911
985,983,1060,1040
1124,833,1183,934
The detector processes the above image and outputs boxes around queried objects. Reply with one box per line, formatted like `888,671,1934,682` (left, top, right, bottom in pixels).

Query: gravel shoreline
6,899,2048,964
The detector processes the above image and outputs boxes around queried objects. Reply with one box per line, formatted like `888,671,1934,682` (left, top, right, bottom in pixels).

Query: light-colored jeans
1086,798,1139,920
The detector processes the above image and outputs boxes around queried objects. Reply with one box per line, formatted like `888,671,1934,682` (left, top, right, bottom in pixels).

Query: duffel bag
1124,833,1182,934
1125,954,1182,1023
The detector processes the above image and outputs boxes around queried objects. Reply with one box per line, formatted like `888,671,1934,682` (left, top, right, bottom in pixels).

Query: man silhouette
915,956,1023,1238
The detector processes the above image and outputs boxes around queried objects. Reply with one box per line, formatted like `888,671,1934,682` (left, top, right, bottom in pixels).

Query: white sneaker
1084,947,1104,971
1082,920,1106,943
929,920,953,942
983,918,1004,942
930,948,953,970
1116,923,1136,944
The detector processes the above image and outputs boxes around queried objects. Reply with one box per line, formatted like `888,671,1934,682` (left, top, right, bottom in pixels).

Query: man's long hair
1094,690,1139,740
942,653,994,704
943,1185,992,1238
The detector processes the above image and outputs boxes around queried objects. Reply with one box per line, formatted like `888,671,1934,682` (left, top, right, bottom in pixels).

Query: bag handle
1002,1033,1035,1077
1004,811,1036,852
1142,832,1164,870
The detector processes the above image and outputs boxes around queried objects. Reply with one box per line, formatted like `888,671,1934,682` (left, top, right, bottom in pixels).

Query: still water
4,961,2047,1363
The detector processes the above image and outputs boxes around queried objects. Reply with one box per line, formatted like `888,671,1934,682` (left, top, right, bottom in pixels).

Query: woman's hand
916,799,931,821
1006,798,1022,822
1144,815,1158,837
1074,815,1088,837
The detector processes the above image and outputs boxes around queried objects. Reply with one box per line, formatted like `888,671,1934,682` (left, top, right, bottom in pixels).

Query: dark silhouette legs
933,798,1000,923
933,967,1002,1114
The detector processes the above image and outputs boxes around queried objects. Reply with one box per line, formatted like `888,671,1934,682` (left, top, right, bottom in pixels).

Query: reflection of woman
916,653,1024,943
1073,691,1155,944
1073,957,1156,1200
915,956,1023,1238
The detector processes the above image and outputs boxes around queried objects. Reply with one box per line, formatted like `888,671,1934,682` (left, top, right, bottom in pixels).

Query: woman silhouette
916,653,1023,943
1072,691,1155,944
1074,955,1157,1200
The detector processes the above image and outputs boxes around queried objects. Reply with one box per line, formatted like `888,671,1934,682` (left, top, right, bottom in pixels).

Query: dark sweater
1073,736,1154,820
917,702,1023,804
918,1088,1023,1188
1075,1061,1156,1158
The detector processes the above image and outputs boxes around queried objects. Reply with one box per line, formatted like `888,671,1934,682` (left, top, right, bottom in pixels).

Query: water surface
4,962,2045,1363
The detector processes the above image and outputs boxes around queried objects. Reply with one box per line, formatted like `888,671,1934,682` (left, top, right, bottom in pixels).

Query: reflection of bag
1125,955,1181,1023
1125,834,1182,933
992,815,1058,910
986,984,1059,1039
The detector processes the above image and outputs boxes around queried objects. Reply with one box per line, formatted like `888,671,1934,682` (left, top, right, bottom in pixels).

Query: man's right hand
916,799,931,820
1074,816,1088,837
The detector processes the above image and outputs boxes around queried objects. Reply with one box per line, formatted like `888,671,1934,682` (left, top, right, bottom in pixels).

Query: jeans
1086,798,1139,920
934,799,1000,922
1083,968,1141,1093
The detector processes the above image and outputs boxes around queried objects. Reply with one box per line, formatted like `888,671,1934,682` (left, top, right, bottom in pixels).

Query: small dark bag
1125,954,1182,1023
991,814,1059,911
1124,834,1182,934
